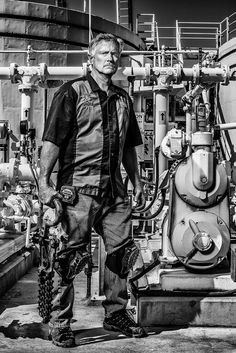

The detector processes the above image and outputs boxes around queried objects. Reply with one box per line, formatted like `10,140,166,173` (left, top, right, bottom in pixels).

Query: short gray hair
88,33,124,57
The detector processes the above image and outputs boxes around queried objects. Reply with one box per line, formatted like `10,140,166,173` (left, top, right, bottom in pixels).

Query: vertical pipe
89,0,92,42
186,110,192,138
43,88,48,125
83,0,86,12
98,237,105,296
21,91,33,126
116,0,119,24
128,0,133,32
226,16,229,42
154,86,169,175
185,109,192,157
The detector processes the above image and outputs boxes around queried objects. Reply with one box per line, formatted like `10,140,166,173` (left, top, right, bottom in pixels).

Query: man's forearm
122,147,142,190
39,140,60,187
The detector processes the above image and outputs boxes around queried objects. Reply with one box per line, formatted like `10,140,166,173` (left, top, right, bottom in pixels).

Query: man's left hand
133,186,146,211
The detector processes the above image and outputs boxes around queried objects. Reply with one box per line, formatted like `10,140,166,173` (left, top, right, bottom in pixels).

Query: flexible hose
28,162,39,193
136,147,160,213
132,189,166,221
129,256,161,294
129,256,236,297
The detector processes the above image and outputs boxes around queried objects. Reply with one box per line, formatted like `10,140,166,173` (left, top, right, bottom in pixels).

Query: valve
161,128,187,160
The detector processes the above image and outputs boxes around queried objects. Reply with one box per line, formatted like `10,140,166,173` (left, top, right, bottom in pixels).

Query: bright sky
68,0,236,26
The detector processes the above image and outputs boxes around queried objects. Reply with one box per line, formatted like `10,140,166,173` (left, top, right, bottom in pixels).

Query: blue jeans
50,192,133,327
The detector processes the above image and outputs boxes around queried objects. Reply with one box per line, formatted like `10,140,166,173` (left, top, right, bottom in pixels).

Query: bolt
201,176,208,184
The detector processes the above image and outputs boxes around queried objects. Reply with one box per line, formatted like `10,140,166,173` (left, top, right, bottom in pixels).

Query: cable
132,189,166,221
129,256,161,294
28,162,39,193
136,147,160,213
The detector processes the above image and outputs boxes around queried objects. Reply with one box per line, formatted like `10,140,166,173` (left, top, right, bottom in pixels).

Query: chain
38,268,54,323
38,225,58,323
169,158,184,178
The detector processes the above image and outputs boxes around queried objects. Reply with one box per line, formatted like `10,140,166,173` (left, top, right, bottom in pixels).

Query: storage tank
0,0,145,157
218,13,236,163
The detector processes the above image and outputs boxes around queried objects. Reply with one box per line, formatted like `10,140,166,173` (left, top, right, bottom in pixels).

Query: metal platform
137,294,236,327
134,243,236,327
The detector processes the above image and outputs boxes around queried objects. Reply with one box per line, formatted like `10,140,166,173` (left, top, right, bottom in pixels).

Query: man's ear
88,54,93,66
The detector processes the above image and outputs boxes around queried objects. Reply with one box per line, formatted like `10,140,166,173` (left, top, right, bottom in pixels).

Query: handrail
136,11,236,60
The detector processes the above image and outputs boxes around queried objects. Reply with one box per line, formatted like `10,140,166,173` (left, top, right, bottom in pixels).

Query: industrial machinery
126,49,236,326
0,34,235,325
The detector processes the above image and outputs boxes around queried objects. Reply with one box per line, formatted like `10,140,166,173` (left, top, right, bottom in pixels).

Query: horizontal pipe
218,122,236,131
0,49,215,55
0,65,229,83
46,66,85,80
0,67,10,80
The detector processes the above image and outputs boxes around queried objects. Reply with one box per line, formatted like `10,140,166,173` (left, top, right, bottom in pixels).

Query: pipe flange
9,63,20,84
144,63,151,85
39,63,48,85
173,64,182,84
221,64,230,86
192,64,200,85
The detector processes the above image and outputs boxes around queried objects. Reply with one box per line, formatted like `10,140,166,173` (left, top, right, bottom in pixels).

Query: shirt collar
86,72,101,92
86,72,118,95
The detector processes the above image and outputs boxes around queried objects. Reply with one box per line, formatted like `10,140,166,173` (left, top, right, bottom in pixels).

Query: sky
68,0,236,26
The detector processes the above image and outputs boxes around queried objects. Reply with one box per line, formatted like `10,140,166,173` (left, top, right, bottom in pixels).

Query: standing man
39,33,146,348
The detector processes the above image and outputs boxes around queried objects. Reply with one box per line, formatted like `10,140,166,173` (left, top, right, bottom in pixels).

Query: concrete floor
1,267,236,353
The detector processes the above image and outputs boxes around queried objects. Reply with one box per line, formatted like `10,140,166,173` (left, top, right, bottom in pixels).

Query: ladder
136,14,159,50
116,0,133,31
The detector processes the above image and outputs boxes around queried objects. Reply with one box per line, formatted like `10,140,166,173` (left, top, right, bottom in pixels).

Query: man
39,33,146,348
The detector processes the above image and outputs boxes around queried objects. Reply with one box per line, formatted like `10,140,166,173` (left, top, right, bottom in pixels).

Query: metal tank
0,0,145,160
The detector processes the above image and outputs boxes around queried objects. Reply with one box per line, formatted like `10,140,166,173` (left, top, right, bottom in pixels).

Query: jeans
50,192,133,327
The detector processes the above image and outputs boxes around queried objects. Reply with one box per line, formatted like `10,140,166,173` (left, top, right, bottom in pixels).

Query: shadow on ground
0,320,187,344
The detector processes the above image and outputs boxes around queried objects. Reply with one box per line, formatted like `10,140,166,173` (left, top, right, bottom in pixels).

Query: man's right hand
39,185,62,207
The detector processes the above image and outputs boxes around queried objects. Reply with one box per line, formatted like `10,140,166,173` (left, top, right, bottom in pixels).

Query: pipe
134,147,160,213
218,122,236,131
154,86,169,175
132,189,166,220
0,49,213,55
0,64,231,84
129,256,161,295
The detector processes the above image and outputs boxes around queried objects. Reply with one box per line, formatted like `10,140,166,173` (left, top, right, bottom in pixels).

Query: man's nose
107,52,114,61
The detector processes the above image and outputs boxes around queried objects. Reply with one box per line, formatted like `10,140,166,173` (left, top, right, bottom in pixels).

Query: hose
136,147,160,213
132,189,166,221
129,255,236,297
28,162,39,193
129,256,161,294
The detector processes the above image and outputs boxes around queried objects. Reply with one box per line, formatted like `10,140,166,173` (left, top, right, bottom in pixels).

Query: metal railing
136,12,236,54
219,12,236,45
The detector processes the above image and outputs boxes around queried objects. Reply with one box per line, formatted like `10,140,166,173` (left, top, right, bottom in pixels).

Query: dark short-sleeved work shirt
42,73,142,197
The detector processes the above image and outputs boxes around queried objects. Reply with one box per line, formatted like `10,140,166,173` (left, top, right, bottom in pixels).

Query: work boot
67,249,91,280
120,242,139,275
103,309,146,338
48,324,76,347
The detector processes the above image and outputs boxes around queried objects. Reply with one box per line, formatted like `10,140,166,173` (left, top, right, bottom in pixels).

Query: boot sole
120,247,139,275
48,333,76,347
103,321,145,338
67,254,91,280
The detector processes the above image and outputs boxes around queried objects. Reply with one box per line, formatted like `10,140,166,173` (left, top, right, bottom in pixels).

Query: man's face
90,40,120,76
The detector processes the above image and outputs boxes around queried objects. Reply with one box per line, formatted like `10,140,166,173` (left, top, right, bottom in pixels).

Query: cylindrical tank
0,0,145,157
218,35,236,162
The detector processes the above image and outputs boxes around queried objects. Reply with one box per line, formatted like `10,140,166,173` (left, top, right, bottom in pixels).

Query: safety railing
176,21,220,50
136,12,236,56
219,12,236,46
